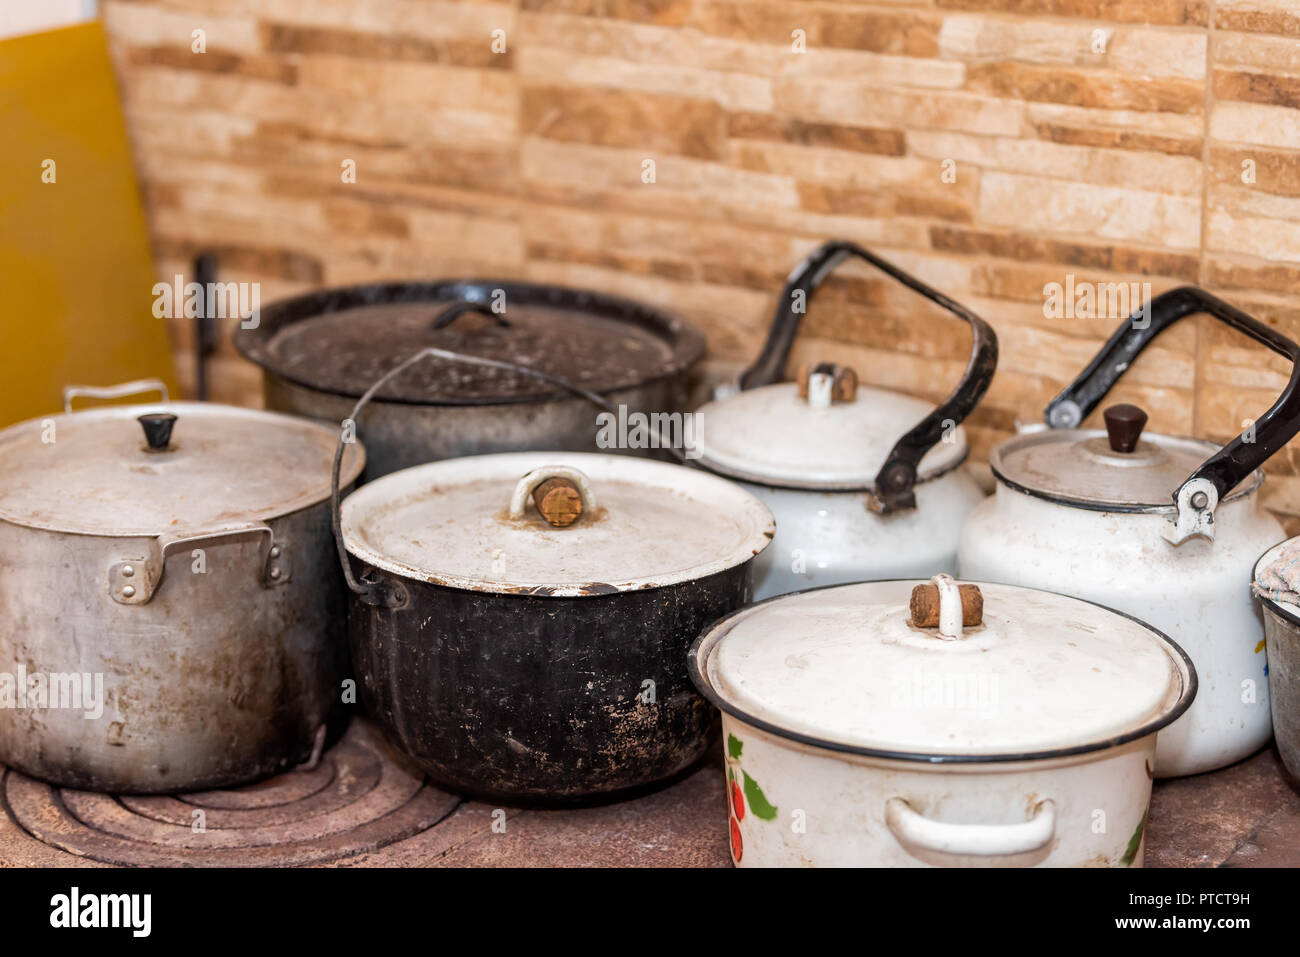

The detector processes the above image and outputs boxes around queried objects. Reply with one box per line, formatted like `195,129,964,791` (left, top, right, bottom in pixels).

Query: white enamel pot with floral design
959,287,1300,778
688,576,1195,868
693,240,996,601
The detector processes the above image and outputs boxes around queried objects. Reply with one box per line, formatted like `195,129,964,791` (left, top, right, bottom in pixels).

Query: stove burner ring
0,721,460,867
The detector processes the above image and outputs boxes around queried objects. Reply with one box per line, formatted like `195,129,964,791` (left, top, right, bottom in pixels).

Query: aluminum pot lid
691,578,1194,759
0,402,364,536
693,383,968,489
992,405,1260,510
235,281,703,404
340,451,775,597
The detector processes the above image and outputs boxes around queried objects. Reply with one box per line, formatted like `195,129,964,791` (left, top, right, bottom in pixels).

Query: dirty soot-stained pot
235,280,704,480
689,576,1196,868
959,287,1300,778
1252,541,1300,787
693,240,997,601
0,380,365,793
338,450,775,804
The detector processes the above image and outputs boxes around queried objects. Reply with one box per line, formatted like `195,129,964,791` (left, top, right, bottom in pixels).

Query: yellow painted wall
0,20,175,426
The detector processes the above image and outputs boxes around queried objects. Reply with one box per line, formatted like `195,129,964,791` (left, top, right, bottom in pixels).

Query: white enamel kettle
693,240,998,600
959,286,1300,777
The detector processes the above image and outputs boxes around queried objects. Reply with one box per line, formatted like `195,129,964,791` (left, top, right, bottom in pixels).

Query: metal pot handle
737,240,998,513
63,378,169,413
884,797,1056,859
1044,286,1300,543
109,522,288,605
330,348,659,606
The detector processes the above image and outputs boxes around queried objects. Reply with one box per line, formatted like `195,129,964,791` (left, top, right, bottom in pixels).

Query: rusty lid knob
532,477,583,527
1103,403,1148,454
797,362,858,403
832,366,857,402
137,412,177,452
910,582,983,628
795,362,816,397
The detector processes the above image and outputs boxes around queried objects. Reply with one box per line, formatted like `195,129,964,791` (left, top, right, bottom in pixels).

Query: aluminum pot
0,380,365,793
689,576,1195,867
336,446,774,804
693,241,997,600
1252,541,1300,786
235,279,704,480
959,287,1300,778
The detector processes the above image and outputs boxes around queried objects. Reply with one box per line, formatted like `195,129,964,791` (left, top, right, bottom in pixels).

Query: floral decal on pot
725,733,777,864
1120,811,1148,867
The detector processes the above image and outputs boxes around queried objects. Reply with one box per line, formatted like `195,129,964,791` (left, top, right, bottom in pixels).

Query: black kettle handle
1044,285,1300,543
738,239,998,513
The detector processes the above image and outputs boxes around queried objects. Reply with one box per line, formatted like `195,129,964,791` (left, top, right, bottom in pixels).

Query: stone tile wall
102,0,1300,524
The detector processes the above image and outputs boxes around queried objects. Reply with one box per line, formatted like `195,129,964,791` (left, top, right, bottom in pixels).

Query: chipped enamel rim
340,451,776,597
1254,540,1300,627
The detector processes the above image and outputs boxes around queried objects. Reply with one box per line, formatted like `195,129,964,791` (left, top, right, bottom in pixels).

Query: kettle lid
694,378,968,491
991,404,1263,511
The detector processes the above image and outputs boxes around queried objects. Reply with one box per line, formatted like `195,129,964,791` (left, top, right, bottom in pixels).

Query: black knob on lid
138,412,177,452
1103,404,1147,453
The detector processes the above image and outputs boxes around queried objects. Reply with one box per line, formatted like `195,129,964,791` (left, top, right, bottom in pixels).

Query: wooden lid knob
832,366,857,402
910,583,983,628
796,362,857,402
1103,403,1148,454
532,477,583,527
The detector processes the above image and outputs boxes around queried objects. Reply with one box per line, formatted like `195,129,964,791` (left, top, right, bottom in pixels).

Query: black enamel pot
334,450,775,804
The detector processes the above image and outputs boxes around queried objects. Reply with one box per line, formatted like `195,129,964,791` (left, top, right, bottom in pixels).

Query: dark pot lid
0,402,364,536
235,280,704,405
340,451,775,597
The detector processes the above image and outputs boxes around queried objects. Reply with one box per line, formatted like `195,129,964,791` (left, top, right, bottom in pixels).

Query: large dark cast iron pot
336,450,774,804
236,280,704,480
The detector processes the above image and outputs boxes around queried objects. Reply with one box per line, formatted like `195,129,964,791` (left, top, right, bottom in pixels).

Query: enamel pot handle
330,348,639,606
63,378,169,413
737,240,998,513
1044,286,1300,543
885,797,1057,859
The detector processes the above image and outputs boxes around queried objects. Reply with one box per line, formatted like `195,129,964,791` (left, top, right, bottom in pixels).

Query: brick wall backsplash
102,0,1300,527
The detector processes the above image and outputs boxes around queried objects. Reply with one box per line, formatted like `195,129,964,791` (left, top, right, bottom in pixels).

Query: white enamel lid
0,402,365,536
992,429,1260,510
340,451,775,597
691,579,1195,759
693,383,967,489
